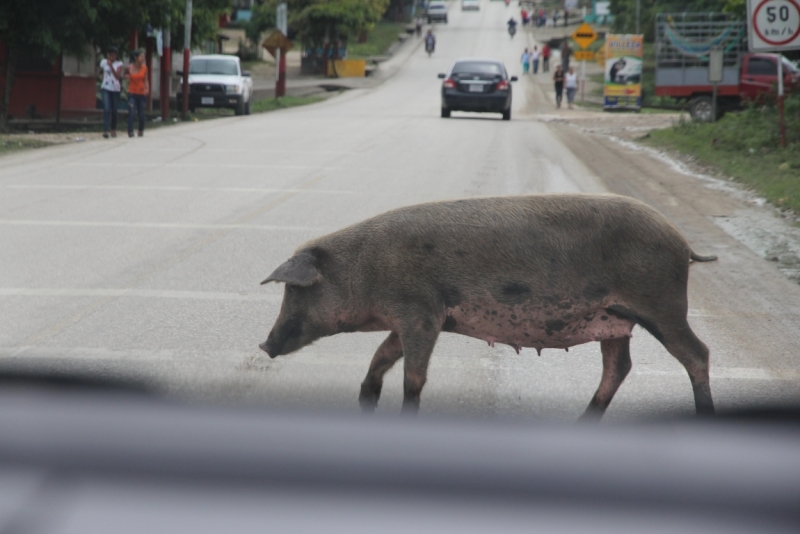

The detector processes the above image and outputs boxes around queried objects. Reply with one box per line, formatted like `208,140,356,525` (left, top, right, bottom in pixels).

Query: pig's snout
259,333,280,359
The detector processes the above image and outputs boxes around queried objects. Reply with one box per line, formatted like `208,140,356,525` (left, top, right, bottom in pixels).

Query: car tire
502,109,511,121
444,17,448,23
689,96,715,122
428,17,432,23
235,99,245,116
245,97,252,115
441,108,451,118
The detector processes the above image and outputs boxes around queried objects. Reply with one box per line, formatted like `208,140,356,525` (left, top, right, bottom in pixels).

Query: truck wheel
689,96,714,122
245,97,252,115
441,108,451,118
235,99,245,116
502,108,511,121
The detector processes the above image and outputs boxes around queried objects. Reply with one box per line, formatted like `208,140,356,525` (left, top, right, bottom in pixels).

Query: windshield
189,58,239,75
452,61,504,75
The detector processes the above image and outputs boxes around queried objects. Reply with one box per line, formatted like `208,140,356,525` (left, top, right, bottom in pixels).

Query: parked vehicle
438,59,517,120
427,1,448,23
177,55,253,116
655,13,800,121
461,0,480,11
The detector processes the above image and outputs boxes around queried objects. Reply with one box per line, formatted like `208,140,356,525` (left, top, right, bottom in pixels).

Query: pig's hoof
359,383,380,412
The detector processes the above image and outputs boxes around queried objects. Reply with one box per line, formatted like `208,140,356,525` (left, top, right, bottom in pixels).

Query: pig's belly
445,301,635,353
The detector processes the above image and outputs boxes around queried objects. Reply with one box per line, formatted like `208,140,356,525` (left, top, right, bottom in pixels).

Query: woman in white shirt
565,66,578,109
531,46,540,74
99,47,123,138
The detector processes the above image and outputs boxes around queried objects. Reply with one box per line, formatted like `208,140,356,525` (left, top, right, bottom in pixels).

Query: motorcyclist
507,18,517,34
425,30,436,54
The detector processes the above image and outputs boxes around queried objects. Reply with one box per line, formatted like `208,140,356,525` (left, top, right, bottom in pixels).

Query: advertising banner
603,34,643,110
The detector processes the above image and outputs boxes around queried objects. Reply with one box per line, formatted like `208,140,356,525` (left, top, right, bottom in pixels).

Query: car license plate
201,97,214,105
469,85,482,93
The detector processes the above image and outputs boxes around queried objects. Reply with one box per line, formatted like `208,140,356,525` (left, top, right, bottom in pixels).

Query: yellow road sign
571,23,598,50
574,50,595,61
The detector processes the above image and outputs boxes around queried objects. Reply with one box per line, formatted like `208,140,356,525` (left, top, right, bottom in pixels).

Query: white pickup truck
178,54,254,115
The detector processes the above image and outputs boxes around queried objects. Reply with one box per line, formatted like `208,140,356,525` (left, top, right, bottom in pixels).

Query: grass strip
644,97,800,213
0,136,54,156
348,22,407,58
250,95,325,114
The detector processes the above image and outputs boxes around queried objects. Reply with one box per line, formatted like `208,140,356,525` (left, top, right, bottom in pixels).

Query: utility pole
635,0,640,34
161,16,170,121
182,0,192,120
276,3,287,98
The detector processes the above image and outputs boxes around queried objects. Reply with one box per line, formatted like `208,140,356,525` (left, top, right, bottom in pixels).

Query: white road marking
0,288,283,302
0,220,324,231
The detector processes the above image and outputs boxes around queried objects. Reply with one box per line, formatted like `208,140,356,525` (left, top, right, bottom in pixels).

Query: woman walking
532,46,540,74
552,65,564,108
521,48,530,74
99,47,123,138
565,66,578,109
126,50,149,138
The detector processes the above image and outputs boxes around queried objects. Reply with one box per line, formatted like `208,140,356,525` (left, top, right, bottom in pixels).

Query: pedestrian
542,43,550,72
532,45,540,74
99,47,123,139
564,9,568,26
521,48,530,74
126,50,149,138
565,66,578,109
553,65,564,108
560,40,572,71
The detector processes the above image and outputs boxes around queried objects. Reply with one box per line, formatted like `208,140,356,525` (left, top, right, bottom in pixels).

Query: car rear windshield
190,59,239,75
451,62,503,76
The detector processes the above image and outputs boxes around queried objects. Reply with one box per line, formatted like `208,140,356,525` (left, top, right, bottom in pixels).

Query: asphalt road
1,1,798,419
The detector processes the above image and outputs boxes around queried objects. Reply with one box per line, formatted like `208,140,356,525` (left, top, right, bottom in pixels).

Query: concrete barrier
326,59,366,78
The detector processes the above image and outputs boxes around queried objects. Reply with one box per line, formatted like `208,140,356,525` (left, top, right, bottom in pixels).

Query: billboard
603,34,643,110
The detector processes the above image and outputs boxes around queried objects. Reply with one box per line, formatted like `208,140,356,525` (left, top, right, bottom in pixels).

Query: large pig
260,194,717,418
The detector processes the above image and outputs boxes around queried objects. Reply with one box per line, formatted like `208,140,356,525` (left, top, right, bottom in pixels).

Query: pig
260,194,717,418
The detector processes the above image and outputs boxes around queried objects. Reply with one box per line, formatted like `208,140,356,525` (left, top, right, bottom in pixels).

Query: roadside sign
747,0,800,51
276,3,288,35
571,23,598,50
262,30,292,59
574,50,595,61
708,46,724,83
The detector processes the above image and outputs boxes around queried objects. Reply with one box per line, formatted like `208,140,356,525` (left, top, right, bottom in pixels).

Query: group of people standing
522,41,578,109
520,44,550,75
520,8,569,28
552,65,578,109
99,47,150,139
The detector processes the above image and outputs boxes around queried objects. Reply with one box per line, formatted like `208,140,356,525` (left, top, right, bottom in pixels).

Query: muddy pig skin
260,194,717,418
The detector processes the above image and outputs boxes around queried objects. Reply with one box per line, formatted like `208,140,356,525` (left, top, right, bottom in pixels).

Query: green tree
245,0,277,44
291,0,390,54
0,0,97,130
608,0,733,41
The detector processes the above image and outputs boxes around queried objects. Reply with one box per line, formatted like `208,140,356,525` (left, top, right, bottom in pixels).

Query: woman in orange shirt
126,50,149,137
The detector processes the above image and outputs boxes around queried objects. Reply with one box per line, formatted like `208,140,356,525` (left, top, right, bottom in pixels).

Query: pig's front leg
359,332,404,413
399,316,441,414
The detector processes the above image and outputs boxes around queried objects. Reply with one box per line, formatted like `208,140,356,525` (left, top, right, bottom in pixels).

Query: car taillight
496,80,509,90
443,78,456,89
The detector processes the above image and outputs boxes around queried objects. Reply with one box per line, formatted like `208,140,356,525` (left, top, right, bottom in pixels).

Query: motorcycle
425,41,435,57
508,25,516,38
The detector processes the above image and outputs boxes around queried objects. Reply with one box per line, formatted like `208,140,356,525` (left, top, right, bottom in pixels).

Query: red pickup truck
655,14,800,121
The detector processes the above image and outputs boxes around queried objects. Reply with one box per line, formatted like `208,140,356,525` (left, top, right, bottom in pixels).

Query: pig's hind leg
359,332,404,413
580,337,632,421
658,319,715,416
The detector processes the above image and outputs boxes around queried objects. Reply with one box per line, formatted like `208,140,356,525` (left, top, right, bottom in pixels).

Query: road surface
1,1,798,419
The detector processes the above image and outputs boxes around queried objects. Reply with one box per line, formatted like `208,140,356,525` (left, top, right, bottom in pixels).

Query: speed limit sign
748,0,800,51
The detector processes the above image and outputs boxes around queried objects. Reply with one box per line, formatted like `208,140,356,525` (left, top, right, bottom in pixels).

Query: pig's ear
260,253,321,286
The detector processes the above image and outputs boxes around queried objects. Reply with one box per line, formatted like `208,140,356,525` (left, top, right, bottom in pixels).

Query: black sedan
438,59,517,120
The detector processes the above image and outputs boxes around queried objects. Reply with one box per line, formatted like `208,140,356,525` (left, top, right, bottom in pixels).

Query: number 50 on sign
747,0,800,51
